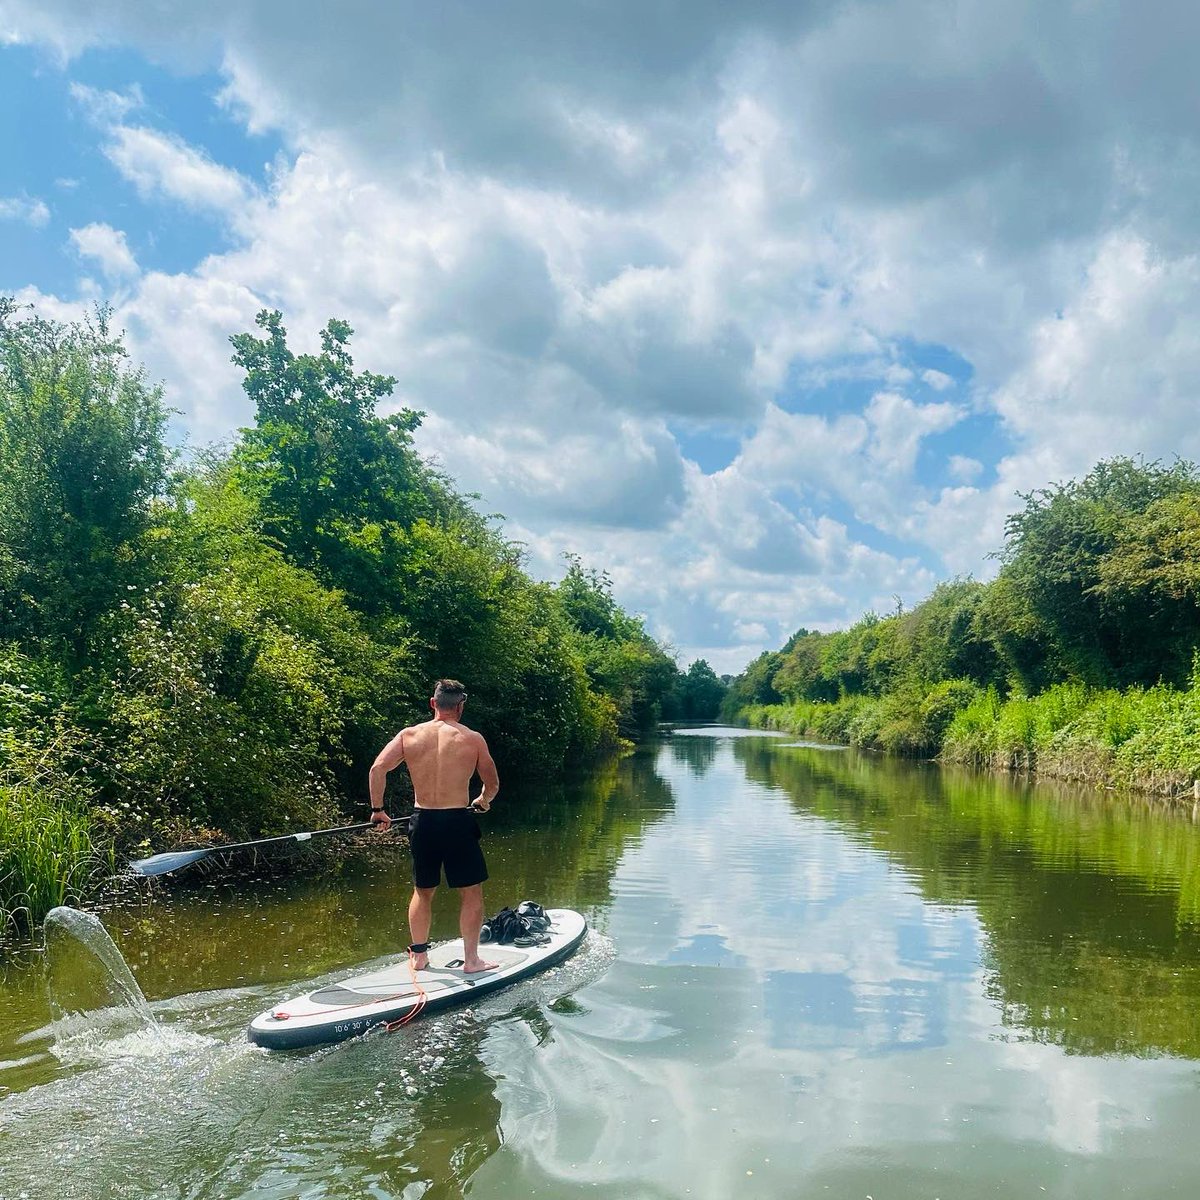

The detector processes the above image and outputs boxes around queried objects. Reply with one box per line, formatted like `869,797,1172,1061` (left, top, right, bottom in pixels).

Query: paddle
129,819,407,877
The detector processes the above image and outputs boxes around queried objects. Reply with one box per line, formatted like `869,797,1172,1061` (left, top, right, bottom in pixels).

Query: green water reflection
2,730,1200,1198
734,738,1200,1058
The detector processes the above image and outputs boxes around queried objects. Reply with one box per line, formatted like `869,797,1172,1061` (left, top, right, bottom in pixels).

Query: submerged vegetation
0,298,723,936
728,457,1200,796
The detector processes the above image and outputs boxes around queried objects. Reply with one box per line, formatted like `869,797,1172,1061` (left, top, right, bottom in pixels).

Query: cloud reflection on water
476,733,1200,1198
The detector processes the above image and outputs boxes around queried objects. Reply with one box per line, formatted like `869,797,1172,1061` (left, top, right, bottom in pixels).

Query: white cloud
864,390,962,475
118,271,266,446
69,222,139,278
103,125,253,216
68,80,143,124
6,0,1200,670
993,233,1200,469
0,195,49,227
948,454,983,483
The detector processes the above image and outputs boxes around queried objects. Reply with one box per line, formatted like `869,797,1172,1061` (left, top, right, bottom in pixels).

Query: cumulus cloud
102,125,253,216
69,222,139,278
0,195,49,226
948,455,983,483
4,0,1200,669
994,234,1200,472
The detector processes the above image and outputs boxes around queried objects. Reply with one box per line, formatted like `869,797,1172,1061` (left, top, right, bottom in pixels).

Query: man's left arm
473,735,500,811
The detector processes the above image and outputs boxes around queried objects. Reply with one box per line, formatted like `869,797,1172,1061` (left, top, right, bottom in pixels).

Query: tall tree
555,556,678,737
720,649,784,717
1091,491,1200,685
675,658,726,719
231,310,442,600
0,300,171,655
991,457,1199,687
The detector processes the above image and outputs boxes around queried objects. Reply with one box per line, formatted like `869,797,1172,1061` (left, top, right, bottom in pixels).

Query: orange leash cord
270,951,429,1029
384,949,429,1032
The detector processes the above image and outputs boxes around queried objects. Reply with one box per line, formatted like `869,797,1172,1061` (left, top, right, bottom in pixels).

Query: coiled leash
384,944,430,1032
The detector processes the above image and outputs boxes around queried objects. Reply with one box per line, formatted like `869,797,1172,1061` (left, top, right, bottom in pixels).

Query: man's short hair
432,679,468,709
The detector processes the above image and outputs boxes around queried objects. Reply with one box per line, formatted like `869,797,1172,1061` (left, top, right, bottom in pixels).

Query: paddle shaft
131,804,483,876
130,819,409,876
200,821,378,854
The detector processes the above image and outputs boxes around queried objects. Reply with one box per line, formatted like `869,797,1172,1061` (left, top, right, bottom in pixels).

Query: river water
4,727,1200,1198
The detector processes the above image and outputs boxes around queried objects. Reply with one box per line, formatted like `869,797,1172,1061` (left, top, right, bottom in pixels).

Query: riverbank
740,675,1200,800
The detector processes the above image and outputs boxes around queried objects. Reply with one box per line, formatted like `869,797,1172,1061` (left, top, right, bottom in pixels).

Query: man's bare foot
462,956,498,973
410,951,429,971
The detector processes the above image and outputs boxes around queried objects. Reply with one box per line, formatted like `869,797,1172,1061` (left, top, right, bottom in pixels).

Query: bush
100,577,362,838
920,679,981,744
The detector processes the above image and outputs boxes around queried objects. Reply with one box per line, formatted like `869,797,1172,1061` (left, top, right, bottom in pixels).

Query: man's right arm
368,728,407,829
473,736,500,811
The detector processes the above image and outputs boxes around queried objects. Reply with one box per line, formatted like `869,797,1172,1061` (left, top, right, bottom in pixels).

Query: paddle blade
128,848,211,877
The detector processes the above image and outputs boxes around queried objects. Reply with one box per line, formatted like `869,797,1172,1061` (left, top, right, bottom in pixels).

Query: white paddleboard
248,908,587,1050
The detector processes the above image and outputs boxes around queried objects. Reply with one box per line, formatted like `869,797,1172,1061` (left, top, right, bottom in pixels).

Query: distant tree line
0,298,725,927
724,457,1200,791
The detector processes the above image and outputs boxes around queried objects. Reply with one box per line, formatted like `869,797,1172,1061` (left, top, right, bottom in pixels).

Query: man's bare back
368,680,500,974
368,707,499,819
402,718,496,809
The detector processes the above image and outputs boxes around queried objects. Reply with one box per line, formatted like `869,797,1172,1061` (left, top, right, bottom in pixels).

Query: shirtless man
368,679,500,973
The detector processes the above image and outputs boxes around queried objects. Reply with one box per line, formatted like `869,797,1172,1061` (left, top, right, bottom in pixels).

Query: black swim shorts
408,807,488,889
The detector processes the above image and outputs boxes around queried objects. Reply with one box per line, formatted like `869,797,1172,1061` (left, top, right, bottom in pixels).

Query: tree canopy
0,300,697,853
0,300,171,657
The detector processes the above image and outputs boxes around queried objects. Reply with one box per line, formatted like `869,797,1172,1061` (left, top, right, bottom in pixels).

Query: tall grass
943,677,1200,794
0,785,112,938
744,696,870,745
744,672,1200,797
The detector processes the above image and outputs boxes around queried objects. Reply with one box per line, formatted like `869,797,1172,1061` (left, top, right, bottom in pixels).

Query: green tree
555,557,678,738
774,631,837,702
894,579,1003,689
0,300,171,656
556,557,629,639
720,649,783,717
819,613,898,697
231,310,445,603
228,316,650,770
991,457,1199,688
674,658,726,719
1090,491,1200,685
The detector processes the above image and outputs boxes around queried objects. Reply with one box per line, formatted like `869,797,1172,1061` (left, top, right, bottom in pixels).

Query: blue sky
1,44,278,290
4,1,1200,672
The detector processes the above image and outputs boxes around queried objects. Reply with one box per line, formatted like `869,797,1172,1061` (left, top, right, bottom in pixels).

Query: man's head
431,678,468,713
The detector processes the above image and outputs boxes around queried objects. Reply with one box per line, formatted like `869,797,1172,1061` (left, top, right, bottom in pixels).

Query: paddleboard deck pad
248,908,587,1050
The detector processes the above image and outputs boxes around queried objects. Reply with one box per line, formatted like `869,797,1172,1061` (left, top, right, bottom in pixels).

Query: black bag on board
480,900,552,944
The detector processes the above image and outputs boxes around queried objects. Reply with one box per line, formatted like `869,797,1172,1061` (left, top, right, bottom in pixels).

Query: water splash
44,905,165,1054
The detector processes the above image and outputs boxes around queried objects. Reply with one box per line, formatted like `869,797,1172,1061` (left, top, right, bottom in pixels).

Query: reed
0,784,111,938
746,673,1200,797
